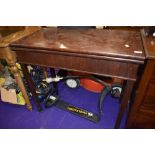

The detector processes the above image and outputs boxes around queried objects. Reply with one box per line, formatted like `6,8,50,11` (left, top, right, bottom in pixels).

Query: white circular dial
66,79,78,88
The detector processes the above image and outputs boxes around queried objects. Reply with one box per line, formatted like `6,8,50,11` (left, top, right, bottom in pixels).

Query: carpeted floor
0,82,127,129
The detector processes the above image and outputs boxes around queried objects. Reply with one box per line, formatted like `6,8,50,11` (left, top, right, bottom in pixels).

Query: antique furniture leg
21,64,43,111
5,48,32,111
114,80,135,128
50,68,58,95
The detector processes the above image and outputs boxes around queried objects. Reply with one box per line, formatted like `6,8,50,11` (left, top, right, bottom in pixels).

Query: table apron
15,51,140,81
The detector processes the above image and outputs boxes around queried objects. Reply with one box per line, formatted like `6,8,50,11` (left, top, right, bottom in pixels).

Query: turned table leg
5,48,32,111
114,80,135,128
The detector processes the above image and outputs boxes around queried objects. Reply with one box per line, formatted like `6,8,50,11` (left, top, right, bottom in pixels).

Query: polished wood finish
10,27,145,128
142,29,155,59
11,28,145,81
0,26,25,30
0,27,41,111
126,29,155,128
11,48,142,81
115,80,135,128
1,47,32,111
11,28,145,61
0,26,41,47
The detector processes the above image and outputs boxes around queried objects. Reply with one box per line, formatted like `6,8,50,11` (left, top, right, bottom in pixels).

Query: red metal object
80,78,104,93
67,71,124,95
68,71,113,93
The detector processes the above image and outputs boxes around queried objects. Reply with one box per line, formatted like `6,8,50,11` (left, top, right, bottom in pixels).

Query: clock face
66,79,79,88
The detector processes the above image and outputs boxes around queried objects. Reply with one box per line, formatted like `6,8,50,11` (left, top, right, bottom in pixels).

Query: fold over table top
10,28,145,61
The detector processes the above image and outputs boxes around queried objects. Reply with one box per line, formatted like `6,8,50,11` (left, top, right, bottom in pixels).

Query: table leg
5,48,32,111
21,64,43,111
114,80,135,128
50,68,58,95
11,64,32,111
